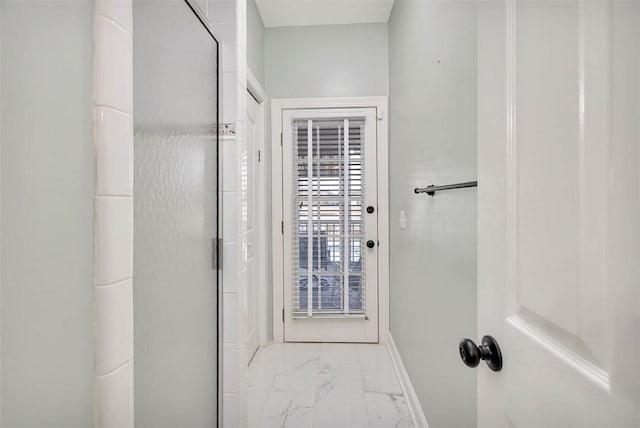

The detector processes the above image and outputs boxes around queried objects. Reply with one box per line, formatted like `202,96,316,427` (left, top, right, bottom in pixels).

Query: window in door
292,118,366,317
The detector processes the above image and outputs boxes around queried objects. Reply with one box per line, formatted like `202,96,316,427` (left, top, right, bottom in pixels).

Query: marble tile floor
246,343,415,428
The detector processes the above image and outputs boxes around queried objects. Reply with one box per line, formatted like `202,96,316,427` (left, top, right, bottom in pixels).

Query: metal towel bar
414,181,478,196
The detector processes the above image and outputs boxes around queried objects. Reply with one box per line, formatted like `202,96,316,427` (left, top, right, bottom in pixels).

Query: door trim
271,96,389,343
247,68,268,348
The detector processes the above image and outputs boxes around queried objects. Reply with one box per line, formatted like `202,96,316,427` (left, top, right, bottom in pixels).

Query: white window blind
291,118,366,317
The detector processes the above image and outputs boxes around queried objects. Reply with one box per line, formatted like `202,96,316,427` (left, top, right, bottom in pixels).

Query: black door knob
459,335,502,372
366,240,375,249
366,206,375,214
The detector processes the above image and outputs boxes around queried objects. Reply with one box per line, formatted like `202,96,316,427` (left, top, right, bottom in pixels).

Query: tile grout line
94,12,131,35
310,343,323,428
96,356,133,378
358,344,374,427
254,346,278,426
95,277,132,288
94,104,132,117
94,104,131,116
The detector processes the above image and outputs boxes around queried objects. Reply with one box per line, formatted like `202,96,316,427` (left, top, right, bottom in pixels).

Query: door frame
271,96,389,343
247,69,269,347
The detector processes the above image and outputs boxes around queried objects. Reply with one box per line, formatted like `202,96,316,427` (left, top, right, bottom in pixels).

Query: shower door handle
212,238,222,270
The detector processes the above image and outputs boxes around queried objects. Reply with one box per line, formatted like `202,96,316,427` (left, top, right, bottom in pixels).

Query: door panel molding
503,0,612,391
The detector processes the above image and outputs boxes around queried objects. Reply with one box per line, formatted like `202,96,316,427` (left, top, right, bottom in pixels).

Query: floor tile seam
254,351,278,426
310,344,322,428
358,344,374,427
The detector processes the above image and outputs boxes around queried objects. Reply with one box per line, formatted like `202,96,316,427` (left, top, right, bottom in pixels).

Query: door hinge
280,132,283,146
212,237,223,270
281,221,284,234
282,308,285,322
258,149,261,162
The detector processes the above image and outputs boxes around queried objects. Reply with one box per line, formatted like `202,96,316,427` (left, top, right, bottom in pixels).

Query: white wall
265,23,388,99
248,0,265,87
388,1,478,427
0,5,3,419
0,2,95,426
0,5,3,420
263,23,388,344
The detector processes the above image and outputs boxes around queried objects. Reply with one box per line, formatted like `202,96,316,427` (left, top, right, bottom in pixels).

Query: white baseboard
386,333,430,428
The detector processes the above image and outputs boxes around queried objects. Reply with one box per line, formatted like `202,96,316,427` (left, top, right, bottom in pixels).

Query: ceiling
255,0,395,28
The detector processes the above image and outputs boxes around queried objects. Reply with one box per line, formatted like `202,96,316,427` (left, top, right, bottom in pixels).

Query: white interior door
477,1,640,426
243,92,260,364
282,108,379,343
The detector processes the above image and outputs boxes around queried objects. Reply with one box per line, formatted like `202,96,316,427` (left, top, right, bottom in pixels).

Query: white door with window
281,108,379,343
477,0,639,426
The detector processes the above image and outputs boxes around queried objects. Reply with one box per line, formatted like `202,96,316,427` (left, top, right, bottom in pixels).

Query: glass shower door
133,2,219,427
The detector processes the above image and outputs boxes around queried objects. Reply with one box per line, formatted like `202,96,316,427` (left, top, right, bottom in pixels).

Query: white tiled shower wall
214,0,249,425
93,1,134,427
93,0,244,426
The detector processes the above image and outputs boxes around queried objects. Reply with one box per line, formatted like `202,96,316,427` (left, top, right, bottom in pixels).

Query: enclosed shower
0,0,221,425
133,1,220,426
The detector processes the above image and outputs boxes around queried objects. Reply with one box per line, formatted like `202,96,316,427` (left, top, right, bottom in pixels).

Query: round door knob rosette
366,240,375,249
